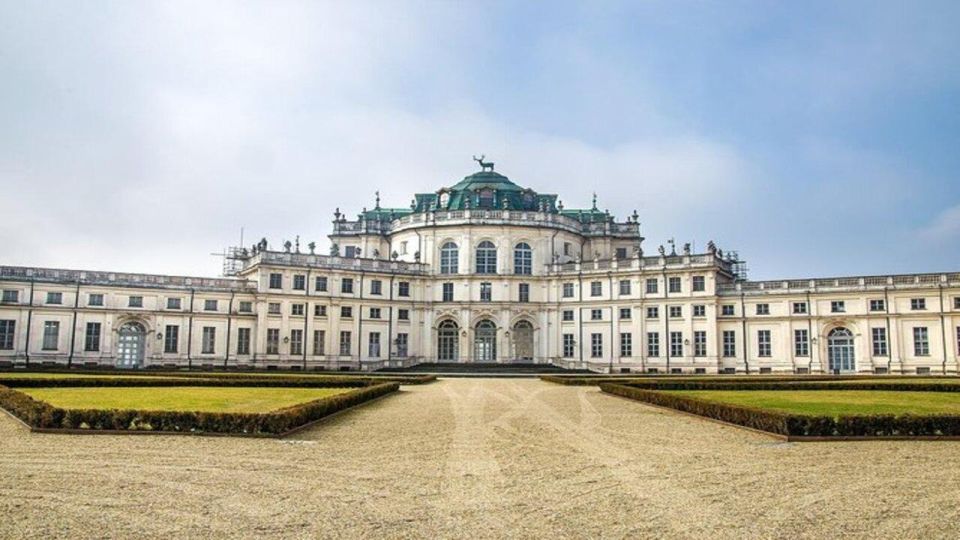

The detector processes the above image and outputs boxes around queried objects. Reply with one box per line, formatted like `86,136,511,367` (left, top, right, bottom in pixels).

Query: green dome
449,171,523,192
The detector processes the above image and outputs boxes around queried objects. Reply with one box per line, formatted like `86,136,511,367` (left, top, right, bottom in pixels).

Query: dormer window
439,192,450,208
478,189,495,208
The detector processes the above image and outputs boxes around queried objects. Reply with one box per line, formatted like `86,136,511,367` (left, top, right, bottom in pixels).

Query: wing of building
2,162,959,374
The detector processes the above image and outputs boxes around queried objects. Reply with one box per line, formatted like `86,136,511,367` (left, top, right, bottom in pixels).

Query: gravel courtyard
2,378,959,539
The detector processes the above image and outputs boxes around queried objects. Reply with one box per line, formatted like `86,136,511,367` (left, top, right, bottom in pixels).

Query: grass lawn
19,386,352,413
0,373,183,379
662,390,960,416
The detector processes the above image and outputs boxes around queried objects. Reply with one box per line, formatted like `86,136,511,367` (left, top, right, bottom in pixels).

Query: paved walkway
1,378,959,538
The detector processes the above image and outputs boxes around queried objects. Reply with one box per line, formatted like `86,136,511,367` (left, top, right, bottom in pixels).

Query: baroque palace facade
2,161,959,374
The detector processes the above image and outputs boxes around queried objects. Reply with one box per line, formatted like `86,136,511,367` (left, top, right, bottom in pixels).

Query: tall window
396,333,408,357
590,282,602,297
590,333,603,358
442,282,454,302
266,329,280,354
518,283,530,303
692,276,705,292
398,309,409,320
647,332,660,357
668,277,681,293
480,282,492,302
476,241,497,274
619,280,631,296
694,331,707,357
237,328,251,355
201,326,216,354
315,276,328,291
794,329,809,357
340,331,352,356
340,306,353,318
42,321,59,350
620,333,632,357
562,310,574,322
562,283,574,298
913,327,929,356
514,242,532,275
293,275,306,290
84,322,101,352
440,242,459,274
872,327,888,356
398,282,410,297
646,306,659,319
313,330,325,355
370,280,382,295
757,330,771,357
368,332,381,358
670,331,683,357
722,330,736,357
0,320,15,350
341,278,354,294
645,279,658,294
269,273,282,289
164,325,179,353
562,334,575,357
290,329,303,356
369,307,381,319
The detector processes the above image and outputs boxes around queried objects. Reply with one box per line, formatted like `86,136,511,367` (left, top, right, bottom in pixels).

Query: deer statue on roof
473,154,495,172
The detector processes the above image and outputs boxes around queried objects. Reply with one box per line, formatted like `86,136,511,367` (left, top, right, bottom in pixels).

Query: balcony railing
717,272,960,295
0,266,257,292
242,251,428,275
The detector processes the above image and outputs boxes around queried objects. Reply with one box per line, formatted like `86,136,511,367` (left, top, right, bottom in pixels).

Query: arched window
514,242,532,275
437,320,459,361
474,320,497,362
440,242,458,274
476,241,497,274
827,327,855,373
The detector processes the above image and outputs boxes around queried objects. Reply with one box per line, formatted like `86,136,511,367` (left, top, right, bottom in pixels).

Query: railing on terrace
243,251,429,275
547,253,734,275
717,272,960,295
0,266,257,291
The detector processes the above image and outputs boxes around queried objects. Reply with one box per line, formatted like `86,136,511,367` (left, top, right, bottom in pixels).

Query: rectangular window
398,308,410,321
313,330,325,355
562,310,574,322
872,327,888,357
290,329,303,356
913,327,929,356
128,296,143,308
269,273,282,289
1,290,18,303
693,305,706,317
590,281,602,297
84,322,101,352
291,303,305,316
396,333,408,357
370,307,381,319
345,246,358,258
590,333,603,358
668,277,681,293
722,330,736,357
619,280,631,296
562,334,575,358
201,327,216,354
957,326,960,355
646,306,659,319
238,301,253,313
442,282,454,302
756,303,770,315
794,329,809,357
757,330,771,357
518,283,530,303
46,292,63,304
368,332,381,358
341,278,354,294
692,276,705,292
315,276,328,292
314,304,327,317
341,306,353,318
955,297,960,310
237,328,251,355
870,299,886,312
646,279,658,294
793,302,807,314
398,282,410,297
721,304,735,316
204,299,218,312
480,282,492,302
619,307,631,320
694,330,707,357
647,332,660,357
293,274,306,290
620,333,632,357
615,247,628,259
166,297,181,310
87,293,103,306
591,309,602,321
670,331,683,357
42,321,59,350
669,306,682,318
164,325,179,353
339,331,352,356
266,328,280,354
831,301,845,313
911,298,926,310
268,302,281,315
562,283,574,298
0,320,15,350
370,280,382,295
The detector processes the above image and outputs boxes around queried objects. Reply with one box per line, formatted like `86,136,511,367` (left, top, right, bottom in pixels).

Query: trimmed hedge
0,382,398,436
619,381,960,393
539,374,942,387
0,375,433,389
0,369,437,385
601,383,960,438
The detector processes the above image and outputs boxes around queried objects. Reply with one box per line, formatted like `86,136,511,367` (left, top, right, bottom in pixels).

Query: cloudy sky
1,1,958,280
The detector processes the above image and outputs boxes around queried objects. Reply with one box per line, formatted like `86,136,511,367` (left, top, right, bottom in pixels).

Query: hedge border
542,375,960,388
0,381,399,438
0,375,434,388
0,369,436,385
600,383,960,440
619,381,960,393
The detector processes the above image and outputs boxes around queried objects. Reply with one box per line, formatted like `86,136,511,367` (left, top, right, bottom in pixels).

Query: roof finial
473,154,494,172
591,192,597,210
374,190,381,209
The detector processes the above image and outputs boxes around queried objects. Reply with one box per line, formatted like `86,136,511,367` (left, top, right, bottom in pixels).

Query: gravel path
2,378,959,539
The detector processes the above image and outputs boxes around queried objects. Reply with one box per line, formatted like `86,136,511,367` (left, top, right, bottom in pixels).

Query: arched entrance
474,320,497,362
827,327,855,373
437,320,459,362
117,321,146,369
512,320,534,361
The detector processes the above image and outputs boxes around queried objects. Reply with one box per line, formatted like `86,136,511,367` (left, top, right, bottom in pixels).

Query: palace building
2,160,959,374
